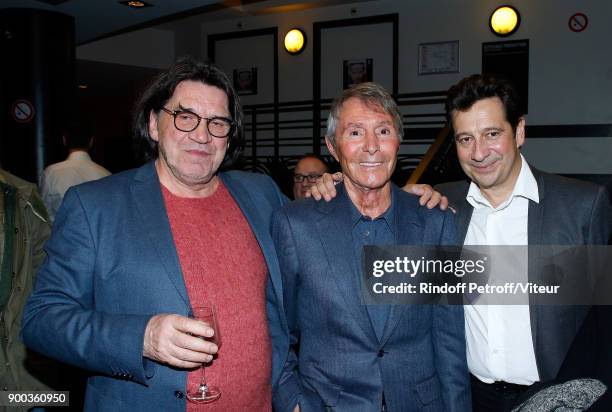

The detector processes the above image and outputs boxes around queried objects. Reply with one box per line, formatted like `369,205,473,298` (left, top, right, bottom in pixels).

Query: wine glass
186,305,222,403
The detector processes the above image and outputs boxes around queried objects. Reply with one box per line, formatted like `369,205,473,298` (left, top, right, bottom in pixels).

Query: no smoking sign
11,99,35,123
569,13,588,32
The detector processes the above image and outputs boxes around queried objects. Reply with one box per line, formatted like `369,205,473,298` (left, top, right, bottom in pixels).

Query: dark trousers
471,375,532,412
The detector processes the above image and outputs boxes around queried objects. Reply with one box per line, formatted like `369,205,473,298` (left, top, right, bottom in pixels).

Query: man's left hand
403,183,448,210
306,172,342,201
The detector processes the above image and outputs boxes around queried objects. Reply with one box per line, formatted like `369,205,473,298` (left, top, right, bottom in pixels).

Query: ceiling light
489,5,520,37
284,28,306,55
118,1,153,8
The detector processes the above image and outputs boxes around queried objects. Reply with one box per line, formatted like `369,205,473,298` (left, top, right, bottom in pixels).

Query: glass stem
199,365,208,393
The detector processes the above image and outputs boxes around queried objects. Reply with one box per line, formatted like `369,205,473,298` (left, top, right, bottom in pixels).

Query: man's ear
325,136,339,162
515,117,526,149
149,111,160,142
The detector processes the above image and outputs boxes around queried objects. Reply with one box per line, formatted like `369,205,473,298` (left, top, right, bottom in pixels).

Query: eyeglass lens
293,174,322,183
172,111,232,137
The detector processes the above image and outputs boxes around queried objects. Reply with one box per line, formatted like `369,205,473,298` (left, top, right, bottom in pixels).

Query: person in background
40,121,110,221
0,167,60,407
292,154,328,200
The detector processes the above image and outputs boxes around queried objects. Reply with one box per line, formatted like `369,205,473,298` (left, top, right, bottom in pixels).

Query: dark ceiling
5,0,377,123
0,0,225,44
0,0,373,45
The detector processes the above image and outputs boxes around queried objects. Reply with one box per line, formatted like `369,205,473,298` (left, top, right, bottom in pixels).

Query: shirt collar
347,184,397,232
466,154,540,210
67,150,92,161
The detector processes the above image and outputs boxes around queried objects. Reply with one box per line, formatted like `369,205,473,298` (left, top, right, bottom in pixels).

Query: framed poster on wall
418,41,459,75
343,58,373,89
233,67,258,95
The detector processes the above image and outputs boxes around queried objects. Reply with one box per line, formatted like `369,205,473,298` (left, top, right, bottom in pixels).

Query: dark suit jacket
437,165,611,382
556,305,612,411
271,183,470,412
21,161,289,411
556,181,612,410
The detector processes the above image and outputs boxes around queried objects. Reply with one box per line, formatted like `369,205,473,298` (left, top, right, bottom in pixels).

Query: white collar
466,154,539,210
67,150,92,161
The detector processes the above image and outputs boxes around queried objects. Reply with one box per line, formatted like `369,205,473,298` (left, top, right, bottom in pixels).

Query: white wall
193,0,612,173
215,35,276,105
194,0,610,120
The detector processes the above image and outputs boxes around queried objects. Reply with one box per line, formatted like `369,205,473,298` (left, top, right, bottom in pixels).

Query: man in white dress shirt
287,73,610,410
40,122,110,221
436,74,611,411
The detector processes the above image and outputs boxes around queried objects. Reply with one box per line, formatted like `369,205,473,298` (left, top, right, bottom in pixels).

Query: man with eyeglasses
292,154,328,200
21,57,289,411
22,57,445,411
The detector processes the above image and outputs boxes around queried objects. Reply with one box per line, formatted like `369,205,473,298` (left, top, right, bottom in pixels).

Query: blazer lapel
527,167,545,247
220,172,284,308
441,180,473,244
455,204,473,245
131,162,190,306
316,185,378,341
380,187,422,346
528,167,546,357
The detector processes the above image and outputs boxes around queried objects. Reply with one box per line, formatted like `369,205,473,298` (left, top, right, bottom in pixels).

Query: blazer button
378,350,385,358
174,390,184,399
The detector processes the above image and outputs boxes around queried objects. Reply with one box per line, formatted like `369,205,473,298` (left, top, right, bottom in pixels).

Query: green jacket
0,169,57,399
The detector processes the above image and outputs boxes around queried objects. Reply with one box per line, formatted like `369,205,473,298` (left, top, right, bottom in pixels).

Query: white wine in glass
186,305,222,403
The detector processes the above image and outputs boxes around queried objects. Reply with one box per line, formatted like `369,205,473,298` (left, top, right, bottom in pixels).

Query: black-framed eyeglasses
293,174,322,183
160,107,234,138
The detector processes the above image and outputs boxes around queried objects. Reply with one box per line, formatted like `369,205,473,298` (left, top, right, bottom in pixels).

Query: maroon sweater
162,181,272,411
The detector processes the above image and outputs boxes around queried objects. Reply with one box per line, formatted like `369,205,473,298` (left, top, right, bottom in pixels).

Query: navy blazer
437,165,612,382
271,183,470,412
21,162,289,411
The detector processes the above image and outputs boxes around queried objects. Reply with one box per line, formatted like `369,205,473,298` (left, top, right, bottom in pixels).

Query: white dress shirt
40,150,111,221
464,154,541,385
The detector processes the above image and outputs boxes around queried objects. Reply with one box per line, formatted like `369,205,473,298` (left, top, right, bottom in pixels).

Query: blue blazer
21,162,289,411
271,184,470,412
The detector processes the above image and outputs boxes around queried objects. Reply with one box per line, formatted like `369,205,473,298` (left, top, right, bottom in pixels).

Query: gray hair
325,82,404,147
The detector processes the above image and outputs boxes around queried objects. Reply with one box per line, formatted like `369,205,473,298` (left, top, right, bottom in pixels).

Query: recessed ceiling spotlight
118,1,153,8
